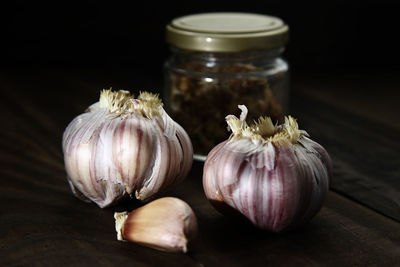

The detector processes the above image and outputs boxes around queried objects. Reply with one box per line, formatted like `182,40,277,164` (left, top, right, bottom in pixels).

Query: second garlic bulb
203,105,332,232
62,89,193,208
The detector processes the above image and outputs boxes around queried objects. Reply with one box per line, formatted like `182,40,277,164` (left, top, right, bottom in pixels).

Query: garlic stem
226,105,302,144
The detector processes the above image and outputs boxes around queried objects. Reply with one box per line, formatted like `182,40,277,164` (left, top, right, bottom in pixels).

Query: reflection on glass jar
164,12,290,158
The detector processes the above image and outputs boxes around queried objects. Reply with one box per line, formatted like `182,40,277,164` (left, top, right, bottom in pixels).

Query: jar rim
166,12,289,52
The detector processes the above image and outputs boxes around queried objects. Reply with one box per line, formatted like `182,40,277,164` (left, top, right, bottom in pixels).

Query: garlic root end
114,212,128,241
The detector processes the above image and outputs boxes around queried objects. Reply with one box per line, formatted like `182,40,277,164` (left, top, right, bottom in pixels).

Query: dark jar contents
164,48,289,156
164,13,290,158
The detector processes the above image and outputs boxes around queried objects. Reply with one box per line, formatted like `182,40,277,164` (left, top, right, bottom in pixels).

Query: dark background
2,0,400,93
1,2,400,265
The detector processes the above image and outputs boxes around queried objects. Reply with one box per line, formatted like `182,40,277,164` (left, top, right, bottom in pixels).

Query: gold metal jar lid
166,12,289,52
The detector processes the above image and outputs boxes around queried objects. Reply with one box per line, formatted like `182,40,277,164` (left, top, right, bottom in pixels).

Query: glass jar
164,12,290,159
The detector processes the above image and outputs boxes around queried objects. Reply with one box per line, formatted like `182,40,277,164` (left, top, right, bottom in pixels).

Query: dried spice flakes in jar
164,12,290,158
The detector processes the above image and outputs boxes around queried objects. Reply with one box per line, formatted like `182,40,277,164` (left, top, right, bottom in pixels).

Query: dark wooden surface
1,66,400,266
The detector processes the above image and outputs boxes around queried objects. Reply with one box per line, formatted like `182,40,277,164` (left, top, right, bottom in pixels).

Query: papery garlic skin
62,90,193,208
203,105,332,232
114,197,198,253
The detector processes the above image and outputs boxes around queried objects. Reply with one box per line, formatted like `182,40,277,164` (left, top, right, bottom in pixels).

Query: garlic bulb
62,89,193,208
114,197,198,253
203,105,332,232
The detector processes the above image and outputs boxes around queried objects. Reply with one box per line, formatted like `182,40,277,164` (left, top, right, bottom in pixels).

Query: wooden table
1,66,399,266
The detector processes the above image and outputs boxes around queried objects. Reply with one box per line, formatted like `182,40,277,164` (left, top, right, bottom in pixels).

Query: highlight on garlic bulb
203,105,332,232
62,89,193,208
114,197,198,253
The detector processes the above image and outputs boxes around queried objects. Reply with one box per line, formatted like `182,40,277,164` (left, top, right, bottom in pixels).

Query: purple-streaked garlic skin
203,106,332,232
62,90,193,208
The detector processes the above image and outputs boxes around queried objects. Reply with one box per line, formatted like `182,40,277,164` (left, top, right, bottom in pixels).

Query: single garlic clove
114,197,198,253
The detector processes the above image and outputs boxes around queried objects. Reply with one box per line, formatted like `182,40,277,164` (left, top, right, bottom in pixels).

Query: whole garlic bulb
62,89,193,208
203,105,332,232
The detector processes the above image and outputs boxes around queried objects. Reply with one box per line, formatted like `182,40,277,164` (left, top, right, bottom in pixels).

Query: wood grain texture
1,67,399,266
291,81,400,222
